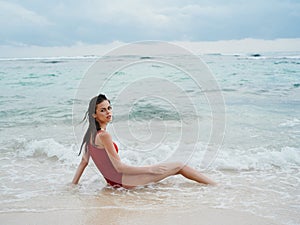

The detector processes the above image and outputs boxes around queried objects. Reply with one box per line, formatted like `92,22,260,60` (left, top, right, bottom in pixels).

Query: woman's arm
99,132,167,175
72,150,90,184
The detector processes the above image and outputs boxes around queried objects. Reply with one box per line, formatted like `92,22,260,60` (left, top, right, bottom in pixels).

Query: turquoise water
0,53,299,224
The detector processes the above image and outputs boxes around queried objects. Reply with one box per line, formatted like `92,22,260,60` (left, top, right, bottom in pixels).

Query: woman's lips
107,115,112,119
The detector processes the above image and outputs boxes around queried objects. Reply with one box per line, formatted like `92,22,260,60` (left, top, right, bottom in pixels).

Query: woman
72,94,216,188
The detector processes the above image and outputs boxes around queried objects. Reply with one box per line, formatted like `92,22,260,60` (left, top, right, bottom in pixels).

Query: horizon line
1,38,300,59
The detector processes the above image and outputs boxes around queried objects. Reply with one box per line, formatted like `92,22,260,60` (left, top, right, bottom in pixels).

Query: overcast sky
1,0,300,47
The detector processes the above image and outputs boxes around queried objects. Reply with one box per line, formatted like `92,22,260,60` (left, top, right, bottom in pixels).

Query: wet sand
1,207,278,225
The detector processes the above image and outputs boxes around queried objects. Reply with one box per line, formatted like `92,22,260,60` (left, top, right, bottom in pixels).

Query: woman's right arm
100,132,167,175
72,150,90,184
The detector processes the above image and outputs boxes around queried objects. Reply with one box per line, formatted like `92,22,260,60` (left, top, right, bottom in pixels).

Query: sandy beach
0,182,280,225
1,206,278,225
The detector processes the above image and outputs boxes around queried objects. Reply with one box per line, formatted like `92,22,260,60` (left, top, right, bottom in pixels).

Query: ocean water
0,52,299,225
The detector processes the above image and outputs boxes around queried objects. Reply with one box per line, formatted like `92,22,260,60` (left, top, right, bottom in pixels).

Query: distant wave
0,55,100,62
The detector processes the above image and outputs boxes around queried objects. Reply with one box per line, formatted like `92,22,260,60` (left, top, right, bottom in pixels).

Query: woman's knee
167,162,184,173
174,162,184,170
174,162,188,174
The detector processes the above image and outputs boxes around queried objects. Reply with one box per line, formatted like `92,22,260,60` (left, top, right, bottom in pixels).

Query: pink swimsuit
88,142,123,187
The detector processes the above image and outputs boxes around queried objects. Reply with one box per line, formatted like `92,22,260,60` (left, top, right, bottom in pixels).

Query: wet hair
78,94,110,156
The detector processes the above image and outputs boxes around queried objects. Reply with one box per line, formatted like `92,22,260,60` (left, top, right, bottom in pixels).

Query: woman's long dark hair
78,94,110,156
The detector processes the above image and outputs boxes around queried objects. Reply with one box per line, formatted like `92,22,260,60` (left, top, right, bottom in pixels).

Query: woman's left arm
72,150,90,184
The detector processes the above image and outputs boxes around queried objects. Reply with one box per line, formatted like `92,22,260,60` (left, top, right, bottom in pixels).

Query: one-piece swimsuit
88,141,123,187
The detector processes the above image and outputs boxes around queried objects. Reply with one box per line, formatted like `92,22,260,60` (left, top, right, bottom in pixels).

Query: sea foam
213,146,300,171
15,138,78,166
10,137,300,172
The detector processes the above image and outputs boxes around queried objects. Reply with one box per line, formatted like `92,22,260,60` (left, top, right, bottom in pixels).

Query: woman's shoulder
94,130,112,148
97,130,112,140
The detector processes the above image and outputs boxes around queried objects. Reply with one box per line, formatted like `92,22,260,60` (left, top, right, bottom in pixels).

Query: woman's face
93,100,112,124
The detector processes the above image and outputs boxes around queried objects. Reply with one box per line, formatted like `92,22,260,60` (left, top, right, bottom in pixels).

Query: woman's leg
122,162,216,187
177,165,216,185
122,162,182,187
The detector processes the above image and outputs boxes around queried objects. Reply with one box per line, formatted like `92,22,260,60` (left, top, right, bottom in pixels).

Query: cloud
0,1,52,26
0,0,300,46
0,1,55,45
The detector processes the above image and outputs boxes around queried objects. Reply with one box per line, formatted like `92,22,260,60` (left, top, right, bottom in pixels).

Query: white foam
11,137,300,172
213,146,300,171
279,118,300,128
16,138,78,166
